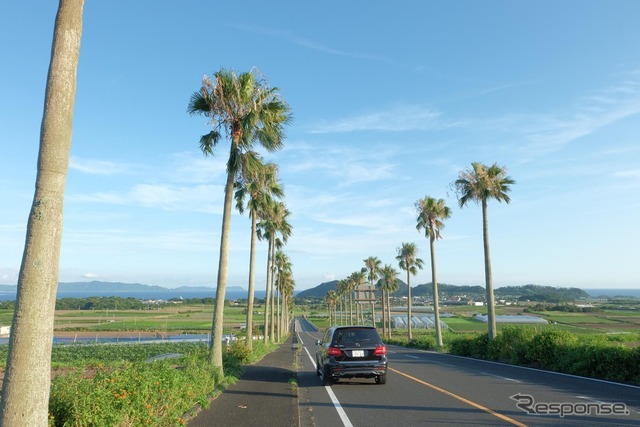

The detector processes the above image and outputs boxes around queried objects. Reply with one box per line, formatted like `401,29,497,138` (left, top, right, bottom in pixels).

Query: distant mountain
296,280,338,298
0,281,246,294
407,283,485,297
295,279,409,299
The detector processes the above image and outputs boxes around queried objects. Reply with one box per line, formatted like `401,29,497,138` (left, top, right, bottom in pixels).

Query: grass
0,303,287,426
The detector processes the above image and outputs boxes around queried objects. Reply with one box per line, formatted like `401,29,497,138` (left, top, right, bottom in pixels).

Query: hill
495,284,589,302
296,279,409,298
0,281,246,294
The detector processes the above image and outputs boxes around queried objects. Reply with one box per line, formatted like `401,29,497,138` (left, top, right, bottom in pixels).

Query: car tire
321,365,333,386
375,374,387,385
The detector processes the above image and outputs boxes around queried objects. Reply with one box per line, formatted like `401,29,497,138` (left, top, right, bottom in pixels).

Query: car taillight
327,346,343,357
373,345,386,356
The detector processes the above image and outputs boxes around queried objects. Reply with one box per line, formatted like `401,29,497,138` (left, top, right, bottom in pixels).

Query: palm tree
235,159,283,349
416,196,451,348
454,162,515,340
325,291,334,324
326,290,338,325
257,200,292,343
377,264,399,340
274,250,292,339
0,2,84,424
336,279,348,325
188,68,291,370
396,242,424,340
349,271,366,324
363,256,381,327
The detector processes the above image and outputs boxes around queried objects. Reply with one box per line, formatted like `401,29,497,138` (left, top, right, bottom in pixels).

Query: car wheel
321,365,333,386
375,374,387,385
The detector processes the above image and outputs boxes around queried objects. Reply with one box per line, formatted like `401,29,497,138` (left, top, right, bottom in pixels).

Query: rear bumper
328,361,387,379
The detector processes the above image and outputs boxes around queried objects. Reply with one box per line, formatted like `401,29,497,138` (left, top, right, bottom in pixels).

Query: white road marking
480,372,521,383
303,346,355,427
405,354,419,359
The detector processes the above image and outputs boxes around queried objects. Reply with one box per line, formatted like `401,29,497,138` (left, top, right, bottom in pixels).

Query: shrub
488,326,536,364
449,334,489,359
526,329,578,369
49,349,217,427
408,335,437,351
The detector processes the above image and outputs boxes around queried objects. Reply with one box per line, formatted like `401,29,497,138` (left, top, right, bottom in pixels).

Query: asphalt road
295,317,640,427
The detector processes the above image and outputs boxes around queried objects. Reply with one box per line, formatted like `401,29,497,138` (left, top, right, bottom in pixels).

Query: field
302,301,640,345
34,302,258,339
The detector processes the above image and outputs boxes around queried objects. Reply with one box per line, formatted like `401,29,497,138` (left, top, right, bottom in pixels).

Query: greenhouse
474,314,548,324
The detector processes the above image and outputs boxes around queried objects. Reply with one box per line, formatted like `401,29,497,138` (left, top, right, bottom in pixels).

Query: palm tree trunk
269,242,276,342
430,236,443,348
276,285,281,340
263,238,272,344
245,211,257,349
386,291,392,339
210,140,237,369
407,272,412,340
482,199,497,340
0,2,83,424
381,289,386,338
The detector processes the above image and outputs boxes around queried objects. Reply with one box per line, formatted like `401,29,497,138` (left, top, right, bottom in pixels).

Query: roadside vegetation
0,301,285,426
41,339,278,426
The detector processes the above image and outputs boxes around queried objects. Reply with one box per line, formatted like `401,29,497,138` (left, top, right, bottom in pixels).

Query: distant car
315,325,387,385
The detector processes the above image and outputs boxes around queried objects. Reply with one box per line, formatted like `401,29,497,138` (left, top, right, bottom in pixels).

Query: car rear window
332,328,380,345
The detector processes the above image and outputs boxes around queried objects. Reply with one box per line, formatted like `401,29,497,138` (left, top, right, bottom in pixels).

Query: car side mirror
315,339,321,345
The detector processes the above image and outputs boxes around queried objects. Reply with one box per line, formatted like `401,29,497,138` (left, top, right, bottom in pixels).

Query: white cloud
309,105,442,133
613,169,640,178
69,157,135,175
82,273,99,279
505,70,640,158
71,183,223,213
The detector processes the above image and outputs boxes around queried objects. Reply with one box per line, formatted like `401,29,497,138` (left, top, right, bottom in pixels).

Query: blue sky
1,1,639,291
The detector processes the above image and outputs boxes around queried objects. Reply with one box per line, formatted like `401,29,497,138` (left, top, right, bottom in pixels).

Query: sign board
354,284,377,302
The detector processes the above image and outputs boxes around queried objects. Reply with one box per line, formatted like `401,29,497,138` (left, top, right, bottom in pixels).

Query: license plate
352,350,364,357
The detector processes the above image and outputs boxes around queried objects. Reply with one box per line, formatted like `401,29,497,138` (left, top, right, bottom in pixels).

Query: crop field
303,301,640,344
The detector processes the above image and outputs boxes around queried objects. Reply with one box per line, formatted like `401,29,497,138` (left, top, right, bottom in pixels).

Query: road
295,317,640,426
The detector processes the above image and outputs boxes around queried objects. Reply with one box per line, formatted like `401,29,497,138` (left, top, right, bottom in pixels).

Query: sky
1,1,639,292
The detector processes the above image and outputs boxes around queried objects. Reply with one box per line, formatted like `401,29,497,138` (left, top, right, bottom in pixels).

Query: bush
488,326,536,364
526,329,578,369
449,334,489,359
49,348,217,427
408,335,437,351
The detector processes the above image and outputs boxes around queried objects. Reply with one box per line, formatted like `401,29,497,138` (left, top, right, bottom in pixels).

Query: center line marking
388,367,527,427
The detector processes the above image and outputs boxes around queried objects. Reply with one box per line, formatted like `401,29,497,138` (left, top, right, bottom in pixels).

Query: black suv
315,325,387,385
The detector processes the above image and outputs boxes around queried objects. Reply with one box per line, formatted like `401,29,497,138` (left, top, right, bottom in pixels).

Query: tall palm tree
274,250,292,339
363,256,381,327
349,271,366,324
188,68,291,370
377,264,399,340
257,200,291,343
396,242,424,340
416,196,451,348
0,2,84,424
235,159,283,349
325,291,333,324
454,162,515,340
326,290,338,325
336,279,348,325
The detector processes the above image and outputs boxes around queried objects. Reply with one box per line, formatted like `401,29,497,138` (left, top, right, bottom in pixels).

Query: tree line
327,162,515,349
1,1,296,423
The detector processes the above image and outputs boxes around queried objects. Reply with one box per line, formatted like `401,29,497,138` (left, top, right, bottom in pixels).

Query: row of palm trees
327,162,515,347
188,68,294,375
